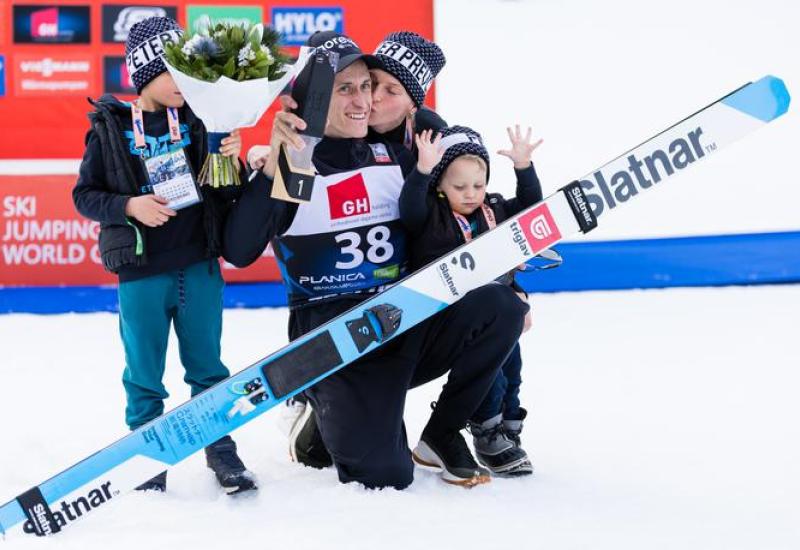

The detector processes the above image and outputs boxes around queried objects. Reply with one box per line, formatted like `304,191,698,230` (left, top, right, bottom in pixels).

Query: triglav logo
272,7,344,46
528,214,552,240
13,6,91,44
102,6,178,43
518,204,561,252
327,173,371,220
580,127,712,218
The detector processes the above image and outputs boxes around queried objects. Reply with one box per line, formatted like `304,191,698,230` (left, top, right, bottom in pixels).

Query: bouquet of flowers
164,18,310,187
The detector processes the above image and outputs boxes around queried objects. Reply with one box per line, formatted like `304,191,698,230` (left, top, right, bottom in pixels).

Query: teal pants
118,261,229,430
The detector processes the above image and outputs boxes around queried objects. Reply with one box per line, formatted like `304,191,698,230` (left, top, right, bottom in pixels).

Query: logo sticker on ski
518,204,561,252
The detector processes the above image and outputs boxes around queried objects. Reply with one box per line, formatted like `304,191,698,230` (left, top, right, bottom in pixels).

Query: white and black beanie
373,31,445,107
429,126,491,187
125,16,183,93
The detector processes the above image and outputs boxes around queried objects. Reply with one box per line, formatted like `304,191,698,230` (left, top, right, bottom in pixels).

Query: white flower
237,43,256,67
260,44,274,64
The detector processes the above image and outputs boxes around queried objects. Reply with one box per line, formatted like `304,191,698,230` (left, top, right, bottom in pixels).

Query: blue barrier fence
2,231,799,314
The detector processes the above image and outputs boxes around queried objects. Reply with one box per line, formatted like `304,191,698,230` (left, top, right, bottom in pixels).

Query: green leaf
222,57,235,78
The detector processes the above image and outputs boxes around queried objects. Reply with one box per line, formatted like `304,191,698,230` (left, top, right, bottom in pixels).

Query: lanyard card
142,148,202,211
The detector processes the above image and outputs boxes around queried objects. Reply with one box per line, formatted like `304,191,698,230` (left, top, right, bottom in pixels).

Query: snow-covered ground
1,285,798,549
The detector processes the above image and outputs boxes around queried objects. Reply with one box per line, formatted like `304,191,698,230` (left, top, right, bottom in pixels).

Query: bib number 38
334,225,394,269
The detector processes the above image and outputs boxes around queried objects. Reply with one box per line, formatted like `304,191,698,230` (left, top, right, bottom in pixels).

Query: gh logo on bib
327,173,371,220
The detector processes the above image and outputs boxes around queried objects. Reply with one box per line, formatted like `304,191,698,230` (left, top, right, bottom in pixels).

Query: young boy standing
72,16,255,494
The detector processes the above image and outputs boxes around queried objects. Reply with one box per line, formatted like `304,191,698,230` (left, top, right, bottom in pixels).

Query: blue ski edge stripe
722,75,791,122
1,230,799,313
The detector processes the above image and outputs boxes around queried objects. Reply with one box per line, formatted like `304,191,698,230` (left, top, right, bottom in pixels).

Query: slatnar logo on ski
438,262,459,297
22,481,115,535
450,252,476,271
580,127,710,217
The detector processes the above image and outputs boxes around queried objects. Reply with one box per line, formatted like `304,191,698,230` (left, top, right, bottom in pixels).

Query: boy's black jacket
399,165,543,289
73,94,239,282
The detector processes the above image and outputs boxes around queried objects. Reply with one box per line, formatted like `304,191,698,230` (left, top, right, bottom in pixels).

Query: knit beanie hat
430,126,491,187
373,31,445,107
125,16,183,93
306,31,381,73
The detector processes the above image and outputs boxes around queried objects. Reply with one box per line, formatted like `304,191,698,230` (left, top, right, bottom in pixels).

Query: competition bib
274,163,407,307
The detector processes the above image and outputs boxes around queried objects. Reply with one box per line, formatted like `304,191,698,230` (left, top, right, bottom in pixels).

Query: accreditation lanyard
452,203,496,242
130,102,182,157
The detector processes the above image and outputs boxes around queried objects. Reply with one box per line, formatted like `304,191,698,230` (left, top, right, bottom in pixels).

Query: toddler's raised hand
415,129,444,175
497,125,543,169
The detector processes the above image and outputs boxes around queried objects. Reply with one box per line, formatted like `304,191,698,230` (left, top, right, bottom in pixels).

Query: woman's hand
219,129,242,158
415,129,443,175
497,125,543,169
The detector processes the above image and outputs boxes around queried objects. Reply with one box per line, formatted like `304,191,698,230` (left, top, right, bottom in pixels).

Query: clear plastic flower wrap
164,18,311,187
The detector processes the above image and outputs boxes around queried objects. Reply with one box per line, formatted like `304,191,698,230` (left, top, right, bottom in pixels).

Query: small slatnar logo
518,204,561,252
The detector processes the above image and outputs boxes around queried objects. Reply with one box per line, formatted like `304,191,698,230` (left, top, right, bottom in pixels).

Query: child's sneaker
135,471,167,492
468,414,532,477
205,436,257,494
412,430,491,487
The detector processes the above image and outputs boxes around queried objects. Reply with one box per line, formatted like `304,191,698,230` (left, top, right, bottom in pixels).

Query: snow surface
1,285,798,549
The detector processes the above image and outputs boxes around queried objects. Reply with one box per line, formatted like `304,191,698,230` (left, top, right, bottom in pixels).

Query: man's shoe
412,430,491,487
289,405,333,469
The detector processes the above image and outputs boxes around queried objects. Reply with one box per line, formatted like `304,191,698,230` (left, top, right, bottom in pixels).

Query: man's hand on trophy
264,100,308,179
247,145,271,170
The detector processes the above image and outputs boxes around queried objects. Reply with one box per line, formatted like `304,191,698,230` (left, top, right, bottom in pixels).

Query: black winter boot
468,414,532,477
205,436,257,494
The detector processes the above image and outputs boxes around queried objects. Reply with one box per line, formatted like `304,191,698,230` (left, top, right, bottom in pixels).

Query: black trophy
271,48,338,203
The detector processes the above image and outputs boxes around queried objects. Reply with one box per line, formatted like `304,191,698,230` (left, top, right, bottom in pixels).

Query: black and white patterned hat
125,16,183,93
430,125,490,187
373,31,445,107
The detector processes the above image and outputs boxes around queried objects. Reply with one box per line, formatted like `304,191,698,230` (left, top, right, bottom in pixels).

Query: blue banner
271,7,344,46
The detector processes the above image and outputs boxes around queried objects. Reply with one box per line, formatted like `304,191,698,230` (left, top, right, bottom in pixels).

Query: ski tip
722,75,790,122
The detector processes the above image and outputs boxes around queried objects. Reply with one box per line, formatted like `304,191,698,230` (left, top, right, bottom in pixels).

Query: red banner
0,0,433,286
0,174,282,285
0,0,435,159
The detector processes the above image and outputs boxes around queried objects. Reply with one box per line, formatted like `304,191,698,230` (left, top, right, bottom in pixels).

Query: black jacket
73,95,238,281
399,163,543,274
223,136,415,270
